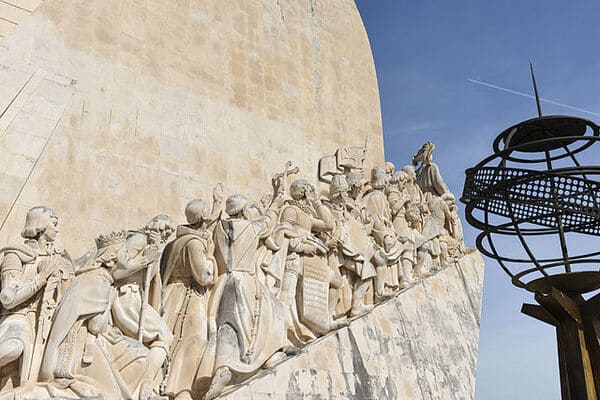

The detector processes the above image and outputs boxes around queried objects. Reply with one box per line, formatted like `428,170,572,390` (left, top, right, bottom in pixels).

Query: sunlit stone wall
0,0,384,254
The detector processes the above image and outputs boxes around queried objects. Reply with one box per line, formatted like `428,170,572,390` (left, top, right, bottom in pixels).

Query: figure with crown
19,230,163,400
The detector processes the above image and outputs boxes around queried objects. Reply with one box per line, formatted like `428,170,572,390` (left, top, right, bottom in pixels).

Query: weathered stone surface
0,0,384,254
0,1,43,39
218,251,485,400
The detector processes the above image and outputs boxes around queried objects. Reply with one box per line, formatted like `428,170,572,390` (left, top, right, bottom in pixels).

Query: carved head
402,165,417,182
21,206,58,242
370,166,389,190
290,179,313,201
405,206,422,229
442,192,456,207
387,190,403,215
385,161,395,176
412,141,435,166
345,171,364,200
185,199,211,226
145,214,176,241
392,170,408,189
329,174,349,202
95,230,128,268
226,194,249,219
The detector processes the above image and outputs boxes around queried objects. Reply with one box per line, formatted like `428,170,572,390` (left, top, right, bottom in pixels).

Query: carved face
116,245,128,268
349,185,361,200
370,167,388,190
42,215,59,242
402,166,416,182
96,243,127,268
290,179,313,201
388,195,402,215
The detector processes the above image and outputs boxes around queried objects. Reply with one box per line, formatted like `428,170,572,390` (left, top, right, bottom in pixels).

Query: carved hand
259,193,273,209
213,182,225,204
305,244,326,257
137,246,161,272
0,287,16,308
306,186,321,207
37,259,54,280
147,229,162,246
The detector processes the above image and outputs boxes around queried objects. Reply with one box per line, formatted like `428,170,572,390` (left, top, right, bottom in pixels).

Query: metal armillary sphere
461,67,600,400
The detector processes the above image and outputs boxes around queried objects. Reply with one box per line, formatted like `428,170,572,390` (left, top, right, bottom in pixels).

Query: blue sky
354,1,600,399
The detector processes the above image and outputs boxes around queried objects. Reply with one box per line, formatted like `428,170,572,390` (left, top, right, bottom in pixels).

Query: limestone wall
0,0,384,254
0,1,43,39
219,251,485,400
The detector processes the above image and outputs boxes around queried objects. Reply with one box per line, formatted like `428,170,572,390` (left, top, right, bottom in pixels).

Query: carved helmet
345,171,364,188
329,174,349,198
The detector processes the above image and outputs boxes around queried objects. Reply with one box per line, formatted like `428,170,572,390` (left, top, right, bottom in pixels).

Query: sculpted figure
412,142,450,197
111,215,175,397
201,195,288,400
160,199,218,400
384,162,396,181
345,171,367,203
387,189,416,288
420,201,444,272
388,190,431,288
270,161,300,212
427,195,452,267
449,210,466,257
362,167,401,299
277,179,344,345
401,165,425,209
0,206,73,391
325,175,377,317
37,231,163,400
403,206,434,278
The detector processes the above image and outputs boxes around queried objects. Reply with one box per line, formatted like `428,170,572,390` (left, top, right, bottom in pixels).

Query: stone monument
0,2,484,400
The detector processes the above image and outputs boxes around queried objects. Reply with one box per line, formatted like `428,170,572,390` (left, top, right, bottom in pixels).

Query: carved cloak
199,216,287,377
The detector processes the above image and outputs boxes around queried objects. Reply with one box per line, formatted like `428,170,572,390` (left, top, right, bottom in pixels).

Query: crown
95,230,127,249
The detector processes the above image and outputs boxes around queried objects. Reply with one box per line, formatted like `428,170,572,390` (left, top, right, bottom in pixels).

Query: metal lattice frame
461,115,600,293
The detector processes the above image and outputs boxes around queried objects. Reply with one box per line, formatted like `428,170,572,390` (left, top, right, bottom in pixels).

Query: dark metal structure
461,68,600,399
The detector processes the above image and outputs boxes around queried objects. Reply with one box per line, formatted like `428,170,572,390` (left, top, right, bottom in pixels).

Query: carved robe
416,161,449,197
111,231,171,351
38,266,151,400
0,242,73,391
199,213,287,377
362,189,393,246
160,225,215,397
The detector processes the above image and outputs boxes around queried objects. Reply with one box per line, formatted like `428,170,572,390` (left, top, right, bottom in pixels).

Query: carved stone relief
0,143,471,400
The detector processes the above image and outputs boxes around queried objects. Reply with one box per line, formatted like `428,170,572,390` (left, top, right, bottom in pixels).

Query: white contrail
468,78,600,117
